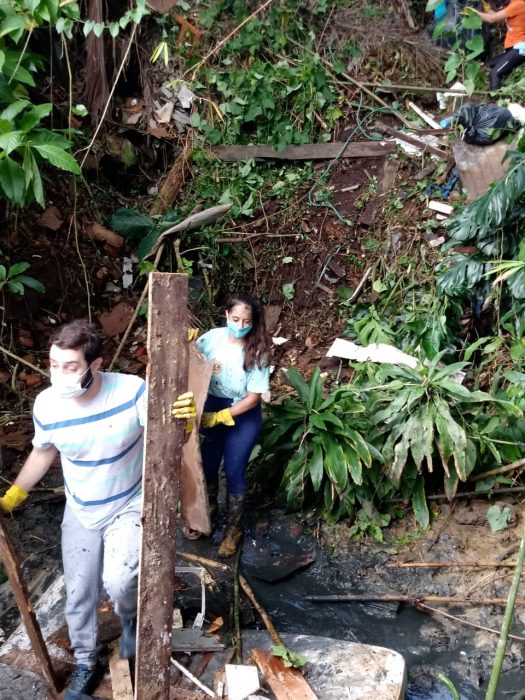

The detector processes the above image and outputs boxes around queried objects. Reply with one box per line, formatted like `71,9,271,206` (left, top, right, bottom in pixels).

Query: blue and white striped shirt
32,372,146,529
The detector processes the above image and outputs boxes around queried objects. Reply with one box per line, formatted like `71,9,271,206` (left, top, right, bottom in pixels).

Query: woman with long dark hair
194,292,270,557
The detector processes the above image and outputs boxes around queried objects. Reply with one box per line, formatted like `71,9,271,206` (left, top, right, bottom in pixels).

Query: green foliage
261,367,382,525
0,258,44,295
193,57,338,148
364,356,519,503
271,645,307,669
431,8,484,95
436,149,525,307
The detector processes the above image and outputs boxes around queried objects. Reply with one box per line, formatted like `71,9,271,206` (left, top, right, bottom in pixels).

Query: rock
39,206,63,231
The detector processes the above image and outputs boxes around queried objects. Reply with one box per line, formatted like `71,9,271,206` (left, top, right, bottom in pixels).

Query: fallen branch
239,574,281,645
233,548,242,665
177,551,230,572
349,267,372,303
305,594,525,605
415,602,525,643
392,486,525,502
186,0,274,80
469,457,525,482
387,561,517,569
376,121,448,159
0,347,48,378
170,658,216,698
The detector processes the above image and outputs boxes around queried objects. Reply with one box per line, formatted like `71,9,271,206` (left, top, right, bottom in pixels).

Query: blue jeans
200,394,262,495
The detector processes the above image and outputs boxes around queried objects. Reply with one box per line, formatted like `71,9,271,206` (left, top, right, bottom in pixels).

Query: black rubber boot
218,493,245,558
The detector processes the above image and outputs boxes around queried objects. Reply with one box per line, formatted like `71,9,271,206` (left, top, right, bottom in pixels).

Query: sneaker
120,616,137,659
64,662,103,699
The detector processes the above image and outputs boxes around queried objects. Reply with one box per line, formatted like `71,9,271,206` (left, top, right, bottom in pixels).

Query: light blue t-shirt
196,327,269,403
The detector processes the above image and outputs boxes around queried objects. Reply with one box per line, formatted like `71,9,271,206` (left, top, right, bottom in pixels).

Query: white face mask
50,366,93,399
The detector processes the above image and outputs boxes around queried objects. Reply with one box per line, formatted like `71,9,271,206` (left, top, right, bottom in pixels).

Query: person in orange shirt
470,1,525,89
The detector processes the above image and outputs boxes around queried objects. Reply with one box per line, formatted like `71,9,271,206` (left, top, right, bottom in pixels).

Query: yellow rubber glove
0,485,28,513
172,391,197,433
201,408,235,429
187,328,200,342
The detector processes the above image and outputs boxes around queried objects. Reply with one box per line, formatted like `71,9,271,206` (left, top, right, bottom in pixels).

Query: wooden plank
110,643,133,699
135,272,189,700
0,516,59,695
452,138,514,202
359,158,399,227
376,122,448,159
211,141,393,162
181,346,213,534
251,649,317,700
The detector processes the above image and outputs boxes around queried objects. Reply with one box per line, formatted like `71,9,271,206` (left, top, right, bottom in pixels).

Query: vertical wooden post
135,272,189,700
0,516,59,695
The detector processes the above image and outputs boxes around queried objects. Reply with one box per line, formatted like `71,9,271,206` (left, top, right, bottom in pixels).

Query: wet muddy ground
0,492,524,699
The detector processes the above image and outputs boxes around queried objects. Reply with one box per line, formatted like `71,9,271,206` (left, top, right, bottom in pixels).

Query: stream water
184,507,525,700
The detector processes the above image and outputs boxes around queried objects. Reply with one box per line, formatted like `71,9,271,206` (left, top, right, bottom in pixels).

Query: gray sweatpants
61,500,141,667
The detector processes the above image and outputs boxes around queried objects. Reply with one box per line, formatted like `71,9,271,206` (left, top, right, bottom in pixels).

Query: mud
1,492,524,699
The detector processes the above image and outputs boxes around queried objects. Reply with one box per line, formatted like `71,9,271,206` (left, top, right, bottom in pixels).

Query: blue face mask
227,318,252,339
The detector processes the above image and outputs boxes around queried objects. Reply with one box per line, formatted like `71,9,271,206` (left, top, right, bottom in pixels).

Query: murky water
184,508,525,700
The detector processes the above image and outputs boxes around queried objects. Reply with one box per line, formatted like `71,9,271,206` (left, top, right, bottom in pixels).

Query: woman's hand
201,408,235,428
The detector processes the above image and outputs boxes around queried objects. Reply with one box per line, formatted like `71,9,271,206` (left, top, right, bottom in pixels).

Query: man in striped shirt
0,320,195,699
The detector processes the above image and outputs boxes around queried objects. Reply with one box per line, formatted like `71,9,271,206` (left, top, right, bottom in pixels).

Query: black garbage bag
454,103,521,146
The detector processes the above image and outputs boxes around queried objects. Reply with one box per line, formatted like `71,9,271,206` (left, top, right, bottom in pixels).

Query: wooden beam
211,142,393,162
135,272,189,700
375,122,448,160
251,649,317,700
0,516,59,695
110,643,134,699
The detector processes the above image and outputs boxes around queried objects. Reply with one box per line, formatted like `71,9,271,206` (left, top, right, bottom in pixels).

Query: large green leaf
0,99,30,122
411,475,430,529
19,103,52,132
321,434,348,492
0,156,25,203
341,442,362,485
389,431,410,484
284,367,310,406
107,207,154,239
308,366,322,409
434,398,467,480
444,464,459,500
308,441,324,492
32,144,80,173
410,404,434,472
0,130,23,154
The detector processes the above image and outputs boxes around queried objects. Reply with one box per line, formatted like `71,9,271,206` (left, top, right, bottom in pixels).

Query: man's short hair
49,320,102,365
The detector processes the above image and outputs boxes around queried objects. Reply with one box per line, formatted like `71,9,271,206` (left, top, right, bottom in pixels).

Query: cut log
149,145,192,216
452,138,515,202
181,345,213,534
251,649,317,700
211,142,393,162
0,516,59,694
135,272,189,700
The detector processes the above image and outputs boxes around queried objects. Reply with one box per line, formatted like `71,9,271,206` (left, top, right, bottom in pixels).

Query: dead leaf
207,616,224,634
19,371,43,389
99,302,135,337
39,206,63,231
86,223,124,248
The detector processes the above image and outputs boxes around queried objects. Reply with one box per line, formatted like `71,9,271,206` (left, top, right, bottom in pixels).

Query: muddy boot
218,493,245,558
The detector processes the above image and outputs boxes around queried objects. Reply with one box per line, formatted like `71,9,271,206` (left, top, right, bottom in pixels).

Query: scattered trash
407,100,440,129
436,81,467,111
454,102,521,146
272,337,288,346
122,258,133,290
428,200,454,216
425,165,459,200
225,664,260,700
326,338,419,368
506,102,525,125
